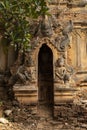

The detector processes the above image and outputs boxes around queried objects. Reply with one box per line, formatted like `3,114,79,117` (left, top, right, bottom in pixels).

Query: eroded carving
55,57,70,84
67,0,87,7
32,16,53,37
55,55,76,88
3,51,36,86
16,65,30,84
58,20,73,51
24,52,35,67
41,16,53,37
9,64,36,85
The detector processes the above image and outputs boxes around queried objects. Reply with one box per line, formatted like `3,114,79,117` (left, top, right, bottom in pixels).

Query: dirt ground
0,102,87,130
0,116,87,130
0,88,87,130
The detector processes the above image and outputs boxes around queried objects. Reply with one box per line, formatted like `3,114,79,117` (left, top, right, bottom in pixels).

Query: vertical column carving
76,29,81,68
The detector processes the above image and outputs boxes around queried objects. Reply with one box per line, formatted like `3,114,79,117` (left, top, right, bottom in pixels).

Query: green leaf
0,0,50,50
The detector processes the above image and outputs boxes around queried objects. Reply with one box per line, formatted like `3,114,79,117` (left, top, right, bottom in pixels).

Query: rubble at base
0,89,87,130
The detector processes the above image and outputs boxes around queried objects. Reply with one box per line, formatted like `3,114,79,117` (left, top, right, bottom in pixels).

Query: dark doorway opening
38,44,54,117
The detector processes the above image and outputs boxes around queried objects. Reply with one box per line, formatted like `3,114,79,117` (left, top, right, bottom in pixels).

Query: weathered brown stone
0,0,87,118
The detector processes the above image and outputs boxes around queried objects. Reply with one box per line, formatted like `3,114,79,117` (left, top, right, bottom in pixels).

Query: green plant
0,0,49,51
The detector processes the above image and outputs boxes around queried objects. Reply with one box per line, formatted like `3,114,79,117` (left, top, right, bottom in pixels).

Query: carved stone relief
41,16,53,37
24,52,35,67
16,65,36,85
57,20,73,52
55,56,75,88
31,15,53,37
55,57,70,84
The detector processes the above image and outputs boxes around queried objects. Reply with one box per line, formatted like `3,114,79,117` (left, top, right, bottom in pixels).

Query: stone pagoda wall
0,0,87,119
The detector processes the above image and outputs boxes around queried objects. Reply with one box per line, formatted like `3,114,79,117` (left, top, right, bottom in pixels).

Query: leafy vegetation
0,0,49,50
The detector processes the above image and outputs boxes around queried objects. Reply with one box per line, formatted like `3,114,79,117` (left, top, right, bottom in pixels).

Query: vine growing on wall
0,0,49,51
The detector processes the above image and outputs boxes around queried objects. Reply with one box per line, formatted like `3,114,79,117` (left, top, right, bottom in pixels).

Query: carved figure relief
58,20,73,51
41,15,53,37
32,15,53,37
16,65,29,84
54,20,73,52
10,65,36,85
6,51,36,86
26,67,36,82
55,57,70,85
14,52,36,84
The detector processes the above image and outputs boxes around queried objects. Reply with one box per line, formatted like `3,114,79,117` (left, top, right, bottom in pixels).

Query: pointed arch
38,43,54,116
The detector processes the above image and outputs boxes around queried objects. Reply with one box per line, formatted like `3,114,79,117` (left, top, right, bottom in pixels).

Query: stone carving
32,20,73,53
41,16,53,37
33,16,53,37
55,57,70,85
28,67,36,82
24,53,34,67
58,20,73,52
15,65,30,84
51,15,58,29
67,0,87,7
2,52,36,86
9,65,36,85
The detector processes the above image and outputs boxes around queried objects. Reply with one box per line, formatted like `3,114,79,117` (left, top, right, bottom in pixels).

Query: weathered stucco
0,0,87,118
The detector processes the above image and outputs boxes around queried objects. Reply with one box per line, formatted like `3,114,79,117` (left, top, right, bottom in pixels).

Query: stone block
13,84,38,104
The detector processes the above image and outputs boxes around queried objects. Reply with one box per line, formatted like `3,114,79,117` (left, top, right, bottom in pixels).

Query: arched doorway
38,44,54,117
